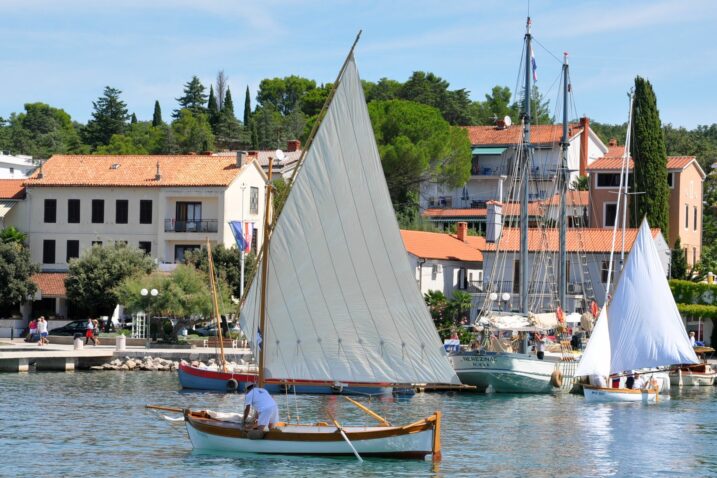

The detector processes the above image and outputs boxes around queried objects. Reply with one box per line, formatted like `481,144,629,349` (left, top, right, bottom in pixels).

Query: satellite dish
275,149,286,161
503,116,512,127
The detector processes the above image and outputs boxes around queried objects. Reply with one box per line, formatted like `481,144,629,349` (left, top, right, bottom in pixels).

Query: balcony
164,219,218,233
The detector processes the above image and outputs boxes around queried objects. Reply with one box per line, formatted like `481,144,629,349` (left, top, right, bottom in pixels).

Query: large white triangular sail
574,306,611,378
240,55,459,385
607,218,699,374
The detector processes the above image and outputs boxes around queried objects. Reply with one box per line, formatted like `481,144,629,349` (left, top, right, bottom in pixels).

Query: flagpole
240,182,246,298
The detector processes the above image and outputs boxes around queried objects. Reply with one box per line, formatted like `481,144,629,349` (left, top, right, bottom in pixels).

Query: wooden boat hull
184,410,440,459
583,384,659,403
178,363,392,395
450,352,577,393
669,366,717,386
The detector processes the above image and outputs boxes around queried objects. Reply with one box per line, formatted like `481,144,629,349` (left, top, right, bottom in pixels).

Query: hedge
669,280,717,306
676,303,717,320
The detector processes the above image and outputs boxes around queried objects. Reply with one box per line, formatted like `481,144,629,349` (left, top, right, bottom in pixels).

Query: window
667,172,674,188
685,204,689,229
66,240,79,262
9,167,13,175
92,199,104,223
604,203,617,228
694,206,698,231
249,187,259,214
92,241,102,247
139,200,152,224
44,199,57,223
175,245,200,263
43,240,55,264
601,261,610,283
596,173,621,188
175,202,201,231
116,200,128,224
68,199,80,223
513,260,520,293
138,241,152,255
251,226,258,253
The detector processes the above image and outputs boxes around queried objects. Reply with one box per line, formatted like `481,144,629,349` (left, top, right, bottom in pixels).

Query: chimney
236,151,246,167
286,139,301,152
579,116,590,176
155,161,161,181
486,201,503,243
248,151,258,156
456,222,468,242
608,138,618,147
495,119,506,129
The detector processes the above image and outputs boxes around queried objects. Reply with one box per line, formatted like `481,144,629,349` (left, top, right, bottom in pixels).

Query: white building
213,140,303,181
400,225,484,297
0,153,36,179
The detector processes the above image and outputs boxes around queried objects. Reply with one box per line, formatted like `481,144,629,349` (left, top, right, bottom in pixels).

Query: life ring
226,378,239,393
550,369,563,388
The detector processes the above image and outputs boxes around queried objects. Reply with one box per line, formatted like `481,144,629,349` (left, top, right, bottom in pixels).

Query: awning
472,147,506,155
0,200,16,219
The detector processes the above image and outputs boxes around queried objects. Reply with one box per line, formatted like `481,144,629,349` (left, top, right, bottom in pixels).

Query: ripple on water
2,372,717,477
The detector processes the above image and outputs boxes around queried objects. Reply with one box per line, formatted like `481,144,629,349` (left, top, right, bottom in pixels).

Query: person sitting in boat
243,384,279,431
625,372,635,389
590,374,607,388
631,372,646,390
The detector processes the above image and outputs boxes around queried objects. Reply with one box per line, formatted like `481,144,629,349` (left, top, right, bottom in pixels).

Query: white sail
607,218,699,374
240,55,459,385
575,307,610,377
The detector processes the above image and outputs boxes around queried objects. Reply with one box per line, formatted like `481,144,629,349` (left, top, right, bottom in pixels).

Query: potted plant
116,329,130,351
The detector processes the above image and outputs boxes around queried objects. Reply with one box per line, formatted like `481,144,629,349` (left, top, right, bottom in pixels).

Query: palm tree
0,226,27,244
423,290,448,321
449,291,472,324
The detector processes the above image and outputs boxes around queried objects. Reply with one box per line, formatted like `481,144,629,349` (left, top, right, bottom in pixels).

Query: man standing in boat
243,384,279,431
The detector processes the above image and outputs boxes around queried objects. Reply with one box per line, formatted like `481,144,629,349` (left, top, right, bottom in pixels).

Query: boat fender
550,369,563,388
226,378,239,393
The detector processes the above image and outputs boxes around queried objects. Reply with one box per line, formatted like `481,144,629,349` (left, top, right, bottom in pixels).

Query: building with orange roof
400,225,483,297
587,142,705,266
213,139,303,180
419,117,608,215
0,179,27,228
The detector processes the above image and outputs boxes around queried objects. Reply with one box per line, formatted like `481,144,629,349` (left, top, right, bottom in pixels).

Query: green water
1,371,716,477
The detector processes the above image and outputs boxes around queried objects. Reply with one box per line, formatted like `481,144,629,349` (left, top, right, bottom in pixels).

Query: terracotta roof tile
25,155,248,188
483,228,660,253
32,273,67,297
400,230,483,262
0,179,25,199
463,124,582,146
588,155,698,172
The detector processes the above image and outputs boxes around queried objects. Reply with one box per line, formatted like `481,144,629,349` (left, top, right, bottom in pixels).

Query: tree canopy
83,87,129,148
0,241,38,312
174,76,208,118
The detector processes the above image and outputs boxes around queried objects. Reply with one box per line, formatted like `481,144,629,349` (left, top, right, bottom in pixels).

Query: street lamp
136,288,158,339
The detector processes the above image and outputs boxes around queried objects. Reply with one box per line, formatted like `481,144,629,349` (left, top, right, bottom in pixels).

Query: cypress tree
671,237,688,279
244,86,251,125
207,85,219,129
130,113,138,124
223,88,235,117
631,76,669,237
152,100,163,127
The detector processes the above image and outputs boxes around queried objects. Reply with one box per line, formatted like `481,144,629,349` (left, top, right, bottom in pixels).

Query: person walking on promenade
85,317,97,346
37,317,49,346
26,318,38,343
92,318,101,346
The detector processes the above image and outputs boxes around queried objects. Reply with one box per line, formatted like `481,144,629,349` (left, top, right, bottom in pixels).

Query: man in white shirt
243,384,279,431
632,372,646,390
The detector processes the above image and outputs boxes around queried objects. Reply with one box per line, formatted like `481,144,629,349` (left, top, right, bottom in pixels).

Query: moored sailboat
154,34,457,460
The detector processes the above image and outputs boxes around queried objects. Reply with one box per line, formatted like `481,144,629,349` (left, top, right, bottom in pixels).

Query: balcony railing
164,219,218,233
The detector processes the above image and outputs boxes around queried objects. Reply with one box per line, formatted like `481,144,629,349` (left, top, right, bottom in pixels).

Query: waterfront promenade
0,338,252,372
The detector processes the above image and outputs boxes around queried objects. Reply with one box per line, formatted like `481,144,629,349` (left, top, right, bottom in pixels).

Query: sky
0,0,715,128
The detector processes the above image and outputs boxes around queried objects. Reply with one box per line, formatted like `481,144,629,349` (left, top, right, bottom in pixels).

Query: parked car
49,320,87,336
194,324,219,337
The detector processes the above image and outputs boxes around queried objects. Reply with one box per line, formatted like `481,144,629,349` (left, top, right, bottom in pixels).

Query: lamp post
138,288,158,339
240,182,247,298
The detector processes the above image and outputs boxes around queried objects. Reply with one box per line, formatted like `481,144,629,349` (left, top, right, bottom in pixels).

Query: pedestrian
243,383,279,431
37,317,49,346
85,317,96,346
92,318,101,346
26,318,38,343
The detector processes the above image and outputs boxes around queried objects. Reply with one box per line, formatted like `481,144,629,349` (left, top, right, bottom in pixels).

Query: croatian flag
531,47,538,81
229,221,254,253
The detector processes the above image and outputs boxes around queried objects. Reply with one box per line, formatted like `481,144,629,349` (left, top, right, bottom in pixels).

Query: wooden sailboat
157,34,458,459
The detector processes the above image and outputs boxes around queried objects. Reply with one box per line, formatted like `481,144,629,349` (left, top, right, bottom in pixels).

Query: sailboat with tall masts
151,33,456,459
449,18,580,393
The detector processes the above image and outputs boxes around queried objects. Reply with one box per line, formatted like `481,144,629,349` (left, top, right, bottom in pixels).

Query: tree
243,86,252,125
95,122,165,155
0,241,38,313
171,109,215,153
368,100,471,212
152,100,163,127
0,226,27,244
65,243,155,319
214,88,247,149
300,83,332,117
468,86,520,125
130,113,138,124
83,87,129,148
207,85,219,130
631,76,670,236
571,175,589,191
184,245,257,299
672,237,688,279
174,76,208,118
222,87,235,117
424,290,448,321
257,75,317,116
4,102,85,158
398,71,472,125
365,78,402,102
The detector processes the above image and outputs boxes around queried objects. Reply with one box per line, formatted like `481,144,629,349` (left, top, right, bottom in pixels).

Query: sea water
1,372,716,477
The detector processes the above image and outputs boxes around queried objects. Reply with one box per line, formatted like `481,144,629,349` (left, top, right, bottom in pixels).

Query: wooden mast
206,240,227,373
258,159,273,388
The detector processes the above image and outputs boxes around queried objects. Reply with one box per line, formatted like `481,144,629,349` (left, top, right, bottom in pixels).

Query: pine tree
207,85,219,130
152,100,163,127
243,86,252,125
671,237,688,279
131,113,138,124
174,76,207,118
631,76,669,237
83,86,129,148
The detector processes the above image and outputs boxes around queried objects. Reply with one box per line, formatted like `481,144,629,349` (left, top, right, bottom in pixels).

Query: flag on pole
244,222,254,253
229,220,251,252
531,47,538,81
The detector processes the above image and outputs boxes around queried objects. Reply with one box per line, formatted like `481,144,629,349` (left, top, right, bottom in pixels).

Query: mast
558,53,569,308
206,240,227,373
520,17,533,314
257,159,273,388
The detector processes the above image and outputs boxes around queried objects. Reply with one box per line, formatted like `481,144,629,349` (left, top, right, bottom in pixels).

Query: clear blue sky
1,0,714,128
